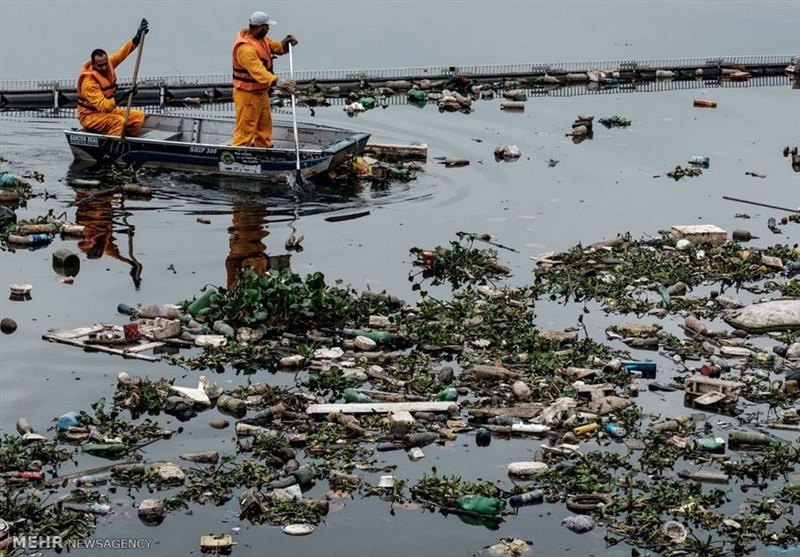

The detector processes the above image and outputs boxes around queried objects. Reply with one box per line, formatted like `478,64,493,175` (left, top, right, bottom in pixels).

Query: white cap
249,11,276,26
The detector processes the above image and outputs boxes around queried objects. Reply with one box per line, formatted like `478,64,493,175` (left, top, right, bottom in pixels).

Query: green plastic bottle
358,97,376,110
82,443,128,458
342,329,395,345
343,388,374,403
407,90,427,102
435,387,458,401
456,495,504,515
186,287,218,318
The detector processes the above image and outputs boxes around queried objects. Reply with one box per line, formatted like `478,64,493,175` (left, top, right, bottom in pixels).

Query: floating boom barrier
1,54,797,111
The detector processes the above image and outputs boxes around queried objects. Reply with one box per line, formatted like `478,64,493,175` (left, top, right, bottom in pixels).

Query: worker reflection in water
76,19,149,137
225,203,270,289
74,191,142,287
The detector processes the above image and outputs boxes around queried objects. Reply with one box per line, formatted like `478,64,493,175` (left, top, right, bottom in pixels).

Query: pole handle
121,33,146,139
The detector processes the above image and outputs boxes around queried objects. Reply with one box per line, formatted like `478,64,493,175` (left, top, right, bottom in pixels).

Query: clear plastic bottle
604,423,627,439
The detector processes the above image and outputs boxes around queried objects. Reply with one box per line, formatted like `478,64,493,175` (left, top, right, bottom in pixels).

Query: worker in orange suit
76,19,149,137
231,11,298,147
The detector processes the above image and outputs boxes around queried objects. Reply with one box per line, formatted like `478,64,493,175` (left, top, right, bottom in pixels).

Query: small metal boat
64,113,370,181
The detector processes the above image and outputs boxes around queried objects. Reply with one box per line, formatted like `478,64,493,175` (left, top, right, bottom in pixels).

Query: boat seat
139,129,182,141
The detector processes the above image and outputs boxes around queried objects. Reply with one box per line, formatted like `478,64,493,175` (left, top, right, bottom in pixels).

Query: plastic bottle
684,316,708,335
57,411,81,431
186,287,218,317
509,490,544,508
136,304,181,319
16,418,33,435
217,394,247,417
732,229,754,242
511,423,550,434
403,431,438,448
604,423,627,439
73,473,111,487
251,403,285,425
343,388,374,403
342,329,395,345
688,156,710,167
407,89,427,102
435,387,458,401
728,430,776,448
573,422,599,436
82,443,128,457
455,495,504,515
693,99,717,108
6,233,53,246
213,320,235,338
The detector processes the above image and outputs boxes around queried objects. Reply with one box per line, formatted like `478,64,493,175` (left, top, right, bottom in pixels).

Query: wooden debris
306,401,456,415
42,324,163,361
363,142,428,161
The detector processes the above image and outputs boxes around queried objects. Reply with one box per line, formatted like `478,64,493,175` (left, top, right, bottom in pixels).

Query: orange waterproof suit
77,40,144,136
231,29,286,147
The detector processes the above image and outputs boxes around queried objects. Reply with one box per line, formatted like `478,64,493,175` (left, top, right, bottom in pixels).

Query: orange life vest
76,60,118,116
232,30,273,92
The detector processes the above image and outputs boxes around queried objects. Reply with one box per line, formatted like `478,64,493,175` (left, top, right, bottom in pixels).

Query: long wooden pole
120,33,146,138
722,196,798,213
288,43,303,185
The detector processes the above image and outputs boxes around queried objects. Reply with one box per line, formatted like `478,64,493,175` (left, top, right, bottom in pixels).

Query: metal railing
1,53,796,91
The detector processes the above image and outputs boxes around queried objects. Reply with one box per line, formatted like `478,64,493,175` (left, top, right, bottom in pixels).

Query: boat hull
64,113,369,181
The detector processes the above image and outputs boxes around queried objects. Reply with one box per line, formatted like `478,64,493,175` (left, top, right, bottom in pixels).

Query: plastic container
52,248,80,276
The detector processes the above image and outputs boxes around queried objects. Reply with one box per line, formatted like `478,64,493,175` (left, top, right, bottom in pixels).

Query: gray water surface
1,2,800,556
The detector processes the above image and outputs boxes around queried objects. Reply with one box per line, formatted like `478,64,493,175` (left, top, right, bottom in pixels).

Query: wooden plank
42,332,159,362
306,401,456,415
125,341,164,353
363,142,428,161
53,324,110,339
467,403,545,420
